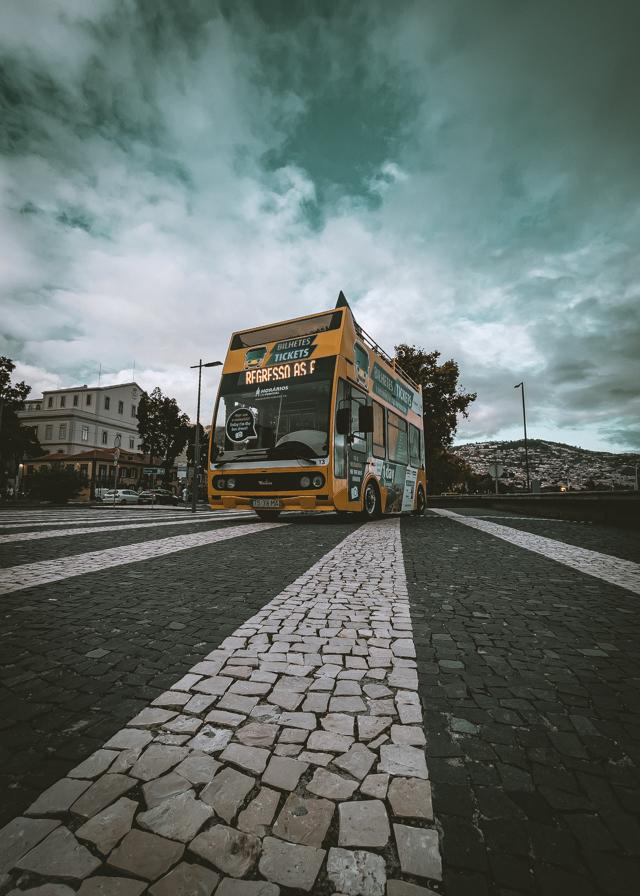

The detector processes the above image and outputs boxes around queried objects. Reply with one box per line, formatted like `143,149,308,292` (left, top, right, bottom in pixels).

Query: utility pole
190,360,222,513
514,382,530,491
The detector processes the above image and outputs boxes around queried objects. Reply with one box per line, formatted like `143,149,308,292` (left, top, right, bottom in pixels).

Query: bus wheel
413,485,426,516
255,509,281,522
361,480,381,520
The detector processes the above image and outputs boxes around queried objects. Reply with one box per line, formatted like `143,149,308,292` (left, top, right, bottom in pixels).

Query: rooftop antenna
98,363,102,387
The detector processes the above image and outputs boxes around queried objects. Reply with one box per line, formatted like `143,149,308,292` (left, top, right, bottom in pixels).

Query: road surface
0,505,638,895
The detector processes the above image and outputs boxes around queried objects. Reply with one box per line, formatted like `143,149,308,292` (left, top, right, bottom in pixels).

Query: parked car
138,489,179,506
99,489,142,505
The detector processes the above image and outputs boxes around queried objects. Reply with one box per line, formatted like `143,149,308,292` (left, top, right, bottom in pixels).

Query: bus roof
230,293,420,392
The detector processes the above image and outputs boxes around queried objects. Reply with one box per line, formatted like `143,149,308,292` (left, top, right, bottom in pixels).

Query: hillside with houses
453,439,639,491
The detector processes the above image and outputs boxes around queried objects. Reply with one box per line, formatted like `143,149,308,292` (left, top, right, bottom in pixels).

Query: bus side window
334,380,348,478
387,411,408,464
349,388,367,455
373,401,385,458
409,424,421,467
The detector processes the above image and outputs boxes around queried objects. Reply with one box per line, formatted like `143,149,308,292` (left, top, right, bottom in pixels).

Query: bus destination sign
245,358,317,385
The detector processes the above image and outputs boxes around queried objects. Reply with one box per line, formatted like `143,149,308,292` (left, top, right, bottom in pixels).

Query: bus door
335,380,371,506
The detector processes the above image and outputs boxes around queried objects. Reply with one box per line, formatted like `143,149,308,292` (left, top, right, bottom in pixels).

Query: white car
99,489,141,505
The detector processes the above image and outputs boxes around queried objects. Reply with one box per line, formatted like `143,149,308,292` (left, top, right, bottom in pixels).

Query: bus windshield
212,360,335,463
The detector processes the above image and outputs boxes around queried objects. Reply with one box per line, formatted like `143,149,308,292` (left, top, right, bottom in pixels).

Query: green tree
137,387,190,487
394,345,477,494
28,467,83,504
0,357,41,489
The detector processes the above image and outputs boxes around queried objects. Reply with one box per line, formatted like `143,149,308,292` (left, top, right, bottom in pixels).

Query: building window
118,400,124,414
81,425,89,441
102,430,108,445
59,423,67,439
98,464,107,479
80,464,88,479
47,396,53,408
104,396,110,410
27,465,34,475
60,396,66,408
36,403,41,410
86,394,92,406
45,424,53,439
73,395,78,407
131,404,137,417
129,437,135,449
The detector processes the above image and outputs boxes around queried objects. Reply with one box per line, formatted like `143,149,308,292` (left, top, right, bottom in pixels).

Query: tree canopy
0,357,41,487
137,387,190,487
394,345,477,493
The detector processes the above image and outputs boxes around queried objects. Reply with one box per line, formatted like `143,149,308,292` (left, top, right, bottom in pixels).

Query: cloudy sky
1,0,639,451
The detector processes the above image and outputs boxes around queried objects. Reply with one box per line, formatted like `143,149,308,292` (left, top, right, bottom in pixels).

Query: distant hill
453,439,639,490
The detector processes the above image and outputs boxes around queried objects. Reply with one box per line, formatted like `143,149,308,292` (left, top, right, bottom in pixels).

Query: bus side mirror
359,405,374,433
336,407,351,435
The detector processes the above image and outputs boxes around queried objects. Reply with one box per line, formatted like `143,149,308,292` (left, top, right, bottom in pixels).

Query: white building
18,382,144,456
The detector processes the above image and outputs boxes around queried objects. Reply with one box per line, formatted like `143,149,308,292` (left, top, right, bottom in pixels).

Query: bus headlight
300,476,311,488
226,478,236,489
312,474,324,488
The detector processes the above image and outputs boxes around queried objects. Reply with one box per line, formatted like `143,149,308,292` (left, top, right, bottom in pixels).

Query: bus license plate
252,498,282,509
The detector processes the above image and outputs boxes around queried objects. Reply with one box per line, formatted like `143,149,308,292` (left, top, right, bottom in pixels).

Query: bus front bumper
213,494,332,512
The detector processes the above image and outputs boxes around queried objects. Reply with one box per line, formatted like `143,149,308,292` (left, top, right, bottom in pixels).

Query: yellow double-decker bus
208,292,426,520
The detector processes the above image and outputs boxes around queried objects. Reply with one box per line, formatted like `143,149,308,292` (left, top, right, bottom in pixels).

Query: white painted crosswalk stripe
432,508,640,595
0,510,255,530
0,521,285,595
0,513,257,544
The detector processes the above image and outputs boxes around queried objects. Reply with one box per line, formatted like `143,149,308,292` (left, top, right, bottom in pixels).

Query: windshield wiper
213,449,270,467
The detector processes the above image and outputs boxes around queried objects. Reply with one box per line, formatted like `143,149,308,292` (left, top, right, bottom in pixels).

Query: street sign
113,448,120,464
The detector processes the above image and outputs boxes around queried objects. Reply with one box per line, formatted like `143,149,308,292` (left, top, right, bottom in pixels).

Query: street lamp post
190,360,222,514
513,382,530,492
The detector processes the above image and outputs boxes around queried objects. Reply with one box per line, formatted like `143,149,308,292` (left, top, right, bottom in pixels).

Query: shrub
29,468,83,504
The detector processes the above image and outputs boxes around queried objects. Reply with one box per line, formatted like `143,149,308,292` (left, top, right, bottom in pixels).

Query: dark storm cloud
0,0,638,448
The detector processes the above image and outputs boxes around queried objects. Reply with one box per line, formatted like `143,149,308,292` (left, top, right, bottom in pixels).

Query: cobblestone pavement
0,510,256,566
1,506,639,895
0,509,358,828
445,508,640,564
0,515,438,896
405,510,640,896
431,509,640,595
